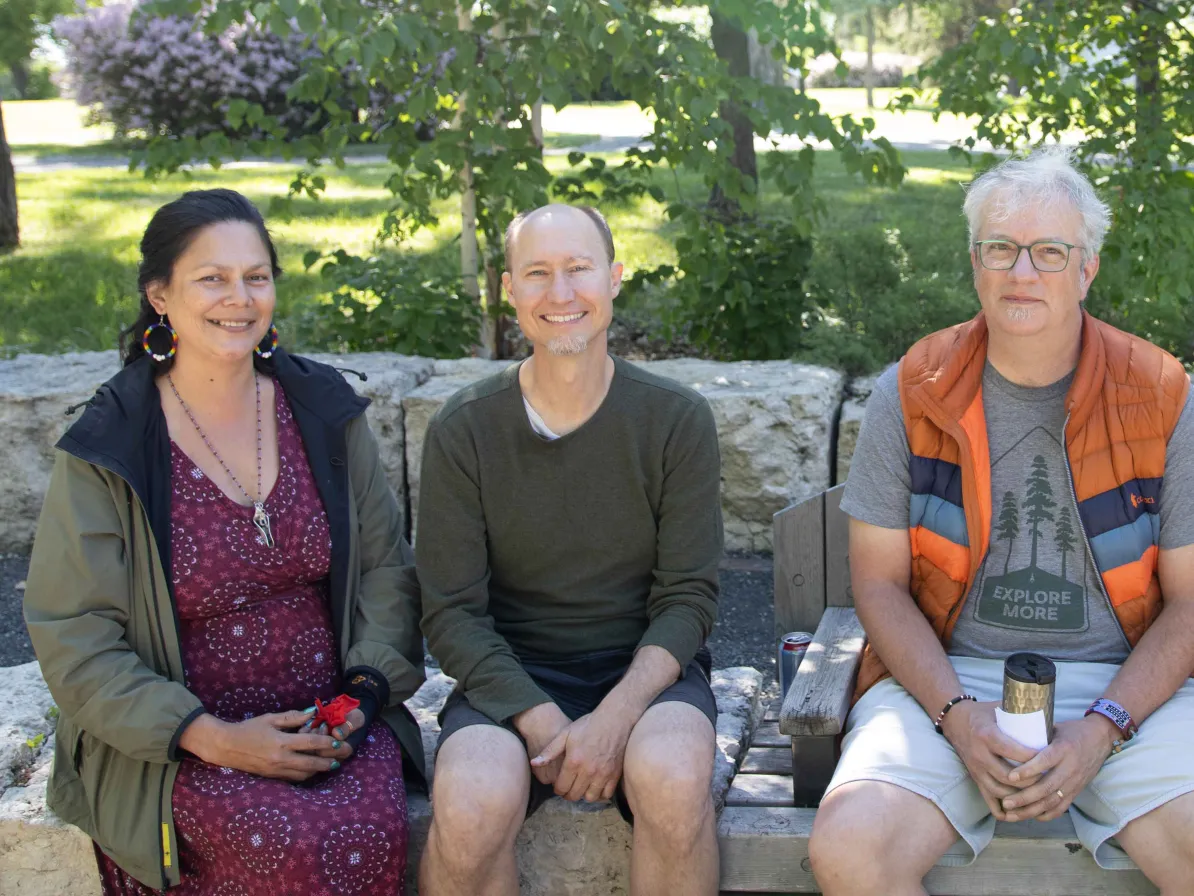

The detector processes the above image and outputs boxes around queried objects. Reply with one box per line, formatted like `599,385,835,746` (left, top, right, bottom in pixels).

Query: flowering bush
806,51,911,89
54,2,316,138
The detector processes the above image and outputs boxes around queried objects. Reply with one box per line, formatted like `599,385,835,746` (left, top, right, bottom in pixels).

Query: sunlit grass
5,99,116,148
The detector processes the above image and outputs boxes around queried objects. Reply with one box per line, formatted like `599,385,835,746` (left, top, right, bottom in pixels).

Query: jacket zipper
1061,413,1132,651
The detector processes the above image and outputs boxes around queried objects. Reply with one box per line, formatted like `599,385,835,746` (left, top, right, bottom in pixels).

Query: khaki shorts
826,655,1194,870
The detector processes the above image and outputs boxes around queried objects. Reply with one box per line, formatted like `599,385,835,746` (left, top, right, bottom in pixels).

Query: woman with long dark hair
24,188,424,894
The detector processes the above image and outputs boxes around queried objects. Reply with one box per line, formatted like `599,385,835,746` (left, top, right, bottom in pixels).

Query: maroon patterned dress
97,385,408,895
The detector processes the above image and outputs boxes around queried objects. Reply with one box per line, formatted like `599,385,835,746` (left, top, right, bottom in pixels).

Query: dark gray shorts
436,646,716,822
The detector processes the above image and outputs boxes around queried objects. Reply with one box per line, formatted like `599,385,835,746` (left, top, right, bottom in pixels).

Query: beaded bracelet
934,694,977,735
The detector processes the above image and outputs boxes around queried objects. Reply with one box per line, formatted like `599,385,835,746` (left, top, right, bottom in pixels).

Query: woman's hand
179,710,341,781
302,708,365,761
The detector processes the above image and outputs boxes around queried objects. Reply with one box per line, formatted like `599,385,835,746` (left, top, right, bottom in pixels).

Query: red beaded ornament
312,694,360,730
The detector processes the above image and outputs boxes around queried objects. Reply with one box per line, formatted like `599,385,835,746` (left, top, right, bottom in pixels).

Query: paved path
12,97,1024,174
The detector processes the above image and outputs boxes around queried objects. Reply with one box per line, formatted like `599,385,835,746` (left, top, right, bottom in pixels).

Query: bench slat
724,774,793,807
779,606,865,737
718,807,1159,894
773,493,826,636
749,721,787,747
739,747,793,775
823,485,852,609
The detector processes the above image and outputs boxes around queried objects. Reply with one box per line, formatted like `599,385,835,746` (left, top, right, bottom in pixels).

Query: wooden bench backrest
773,484,852,636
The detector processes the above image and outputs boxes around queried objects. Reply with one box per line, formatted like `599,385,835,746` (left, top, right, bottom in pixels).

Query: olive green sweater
416,356,723,723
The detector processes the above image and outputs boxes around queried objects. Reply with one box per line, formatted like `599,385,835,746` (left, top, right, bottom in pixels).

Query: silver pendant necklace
168,372,275,548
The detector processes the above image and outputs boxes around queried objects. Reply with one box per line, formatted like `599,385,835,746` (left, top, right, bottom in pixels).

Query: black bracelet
934,694,977,735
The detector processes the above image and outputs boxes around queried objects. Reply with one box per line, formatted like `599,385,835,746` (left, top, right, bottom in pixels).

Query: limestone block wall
835,370,884,484
0,351,859,555
648,360,844,553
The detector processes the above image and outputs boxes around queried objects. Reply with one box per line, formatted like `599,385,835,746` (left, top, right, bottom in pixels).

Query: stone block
0,352,120,554
402,360,510,529
406,666,763,895
303,353,433,533
835,369,886,485
642,360,845,553
0,663,57,792
0,737,99,896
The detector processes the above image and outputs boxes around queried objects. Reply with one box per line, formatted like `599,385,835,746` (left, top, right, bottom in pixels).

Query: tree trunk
709,14,758,218
454,4,490,356
10,60,30,101
865,6,876,110
1132,0,1162,159
0,101,19,251
531,99,543,151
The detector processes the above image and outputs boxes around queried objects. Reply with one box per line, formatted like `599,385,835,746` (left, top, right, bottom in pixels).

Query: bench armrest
778,607,866,738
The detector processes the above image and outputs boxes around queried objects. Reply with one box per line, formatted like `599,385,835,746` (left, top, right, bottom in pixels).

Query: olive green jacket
24,351,425,889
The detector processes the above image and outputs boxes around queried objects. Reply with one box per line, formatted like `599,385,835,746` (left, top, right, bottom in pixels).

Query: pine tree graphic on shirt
1023,454,1056,567
1055,505,1077,581
975,448,1088,631
996,491,1020,575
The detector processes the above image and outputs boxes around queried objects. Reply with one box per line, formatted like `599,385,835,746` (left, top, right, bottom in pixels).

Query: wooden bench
715,485,1159,895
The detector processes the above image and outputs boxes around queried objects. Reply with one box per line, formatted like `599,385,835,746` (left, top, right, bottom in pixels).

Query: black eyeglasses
973,239,1083,273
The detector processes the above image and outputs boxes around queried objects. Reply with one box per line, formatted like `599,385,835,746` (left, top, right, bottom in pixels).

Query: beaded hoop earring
255,323,279,359
142,315,178,362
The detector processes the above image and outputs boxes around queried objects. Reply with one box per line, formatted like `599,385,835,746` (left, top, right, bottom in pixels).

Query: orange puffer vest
855,311,1190,699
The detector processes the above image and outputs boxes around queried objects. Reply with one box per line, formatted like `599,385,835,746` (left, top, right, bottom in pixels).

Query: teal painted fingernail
331,740,341,750
303,706,316,714
330,760,341,771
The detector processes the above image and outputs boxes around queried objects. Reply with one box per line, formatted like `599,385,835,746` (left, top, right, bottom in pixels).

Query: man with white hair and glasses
808,148,1194,895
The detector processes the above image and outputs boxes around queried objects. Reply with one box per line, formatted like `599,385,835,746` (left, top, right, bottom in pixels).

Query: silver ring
1055,789,1065,800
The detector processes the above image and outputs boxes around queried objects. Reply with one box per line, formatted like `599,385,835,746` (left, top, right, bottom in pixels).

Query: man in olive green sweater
417,204,723,896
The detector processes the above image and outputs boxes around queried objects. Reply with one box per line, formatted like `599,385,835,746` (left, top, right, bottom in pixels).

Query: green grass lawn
1,146,975,358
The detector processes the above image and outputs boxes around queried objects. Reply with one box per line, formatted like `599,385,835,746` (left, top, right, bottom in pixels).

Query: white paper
995,707,1050,751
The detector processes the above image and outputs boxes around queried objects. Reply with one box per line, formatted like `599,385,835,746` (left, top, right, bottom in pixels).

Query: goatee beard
546,334,590,356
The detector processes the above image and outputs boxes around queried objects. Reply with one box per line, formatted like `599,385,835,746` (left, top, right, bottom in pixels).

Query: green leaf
296,4,321,34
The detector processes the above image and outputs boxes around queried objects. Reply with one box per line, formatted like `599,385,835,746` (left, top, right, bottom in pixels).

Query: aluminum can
778,632,813,696
1002,652,1056,742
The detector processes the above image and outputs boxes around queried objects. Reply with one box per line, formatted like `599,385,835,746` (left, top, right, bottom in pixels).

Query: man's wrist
595,685,651,728
1081,711,1122,752
512,701,559,736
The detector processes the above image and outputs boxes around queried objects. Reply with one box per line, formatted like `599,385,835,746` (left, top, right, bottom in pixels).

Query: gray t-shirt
842,362,1194,663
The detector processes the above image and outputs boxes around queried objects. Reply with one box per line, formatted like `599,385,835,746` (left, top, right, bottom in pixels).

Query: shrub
54,2,315,139
798,226,974,374
0,61,60,101
656,214,815,362
807,53,906,89
296,251,481,359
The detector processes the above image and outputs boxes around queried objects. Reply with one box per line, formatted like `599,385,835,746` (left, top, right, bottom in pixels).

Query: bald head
504,204,616,271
